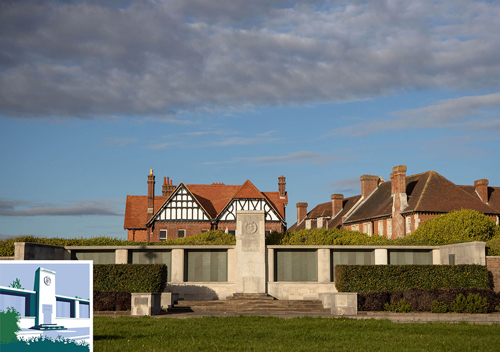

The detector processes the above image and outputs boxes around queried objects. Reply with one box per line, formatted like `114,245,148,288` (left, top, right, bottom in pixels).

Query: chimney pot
331,194,344,218
360,174,379,199
392,165,407,195
278,175,286,198
296,202,308,223
474,179,489,203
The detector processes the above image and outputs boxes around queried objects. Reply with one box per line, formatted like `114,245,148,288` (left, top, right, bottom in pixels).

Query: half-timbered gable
124,171,288,242
150,183,211,222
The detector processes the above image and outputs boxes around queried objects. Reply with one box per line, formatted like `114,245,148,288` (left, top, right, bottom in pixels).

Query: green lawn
94,316,500,351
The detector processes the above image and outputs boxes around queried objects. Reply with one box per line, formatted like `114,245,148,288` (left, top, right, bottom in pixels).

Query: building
124,170,288,241
289,165,500,239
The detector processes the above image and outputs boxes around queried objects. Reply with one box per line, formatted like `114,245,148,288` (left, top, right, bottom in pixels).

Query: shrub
0,231,235,257
94,264,168,293
486,235,500,256
431,300,449,313
94,291,131,311
335,265,491,293
407,210,497,245
450,293,489,314
358,288,500,312
0,307,20,344
384,298,412,313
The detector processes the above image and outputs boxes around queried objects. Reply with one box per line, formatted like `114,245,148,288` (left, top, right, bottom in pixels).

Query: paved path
94,311,500,324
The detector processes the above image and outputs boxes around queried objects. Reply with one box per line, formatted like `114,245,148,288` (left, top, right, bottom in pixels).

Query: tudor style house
124,170,288,242
289,165,500,239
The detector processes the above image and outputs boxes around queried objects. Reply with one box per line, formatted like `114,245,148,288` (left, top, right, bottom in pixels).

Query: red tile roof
125,180,288,229
123,195,167,229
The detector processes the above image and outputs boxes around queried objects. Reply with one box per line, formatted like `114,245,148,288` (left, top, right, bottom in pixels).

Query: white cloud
328,92,500,136
204,151,337,165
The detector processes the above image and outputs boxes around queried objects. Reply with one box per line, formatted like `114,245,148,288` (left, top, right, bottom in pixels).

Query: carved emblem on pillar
245,221,258,234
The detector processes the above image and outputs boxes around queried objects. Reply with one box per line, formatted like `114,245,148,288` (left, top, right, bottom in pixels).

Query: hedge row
93,291,131,311
358,287,500,313
94,264,168,293
0,231,235,256
334,264,492,293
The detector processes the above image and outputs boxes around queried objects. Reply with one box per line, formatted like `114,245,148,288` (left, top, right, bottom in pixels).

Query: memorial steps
168,294,330,314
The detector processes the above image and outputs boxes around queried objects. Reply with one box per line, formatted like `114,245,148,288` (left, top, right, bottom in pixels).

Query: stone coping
267,245,441,249
66,245,236,250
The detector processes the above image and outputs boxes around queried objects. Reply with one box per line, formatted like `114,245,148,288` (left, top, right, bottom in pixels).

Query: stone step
227,293,275,300
170,299,330,314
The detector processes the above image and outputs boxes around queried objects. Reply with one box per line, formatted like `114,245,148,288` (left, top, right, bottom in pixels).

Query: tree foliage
406,210,498,245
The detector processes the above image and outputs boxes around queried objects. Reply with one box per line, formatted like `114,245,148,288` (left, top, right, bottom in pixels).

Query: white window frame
387,219,392,236
159,229,167,241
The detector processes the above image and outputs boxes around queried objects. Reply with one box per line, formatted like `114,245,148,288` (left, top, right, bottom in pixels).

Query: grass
94,316,500,351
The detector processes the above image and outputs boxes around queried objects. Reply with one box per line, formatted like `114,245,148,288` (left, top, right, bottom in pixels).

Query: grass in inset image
94,316,500,351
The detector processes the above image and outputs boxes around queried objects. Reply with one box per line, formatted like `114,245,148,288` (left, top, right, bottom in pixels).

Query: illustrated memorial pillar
34,267,57,326
236,210,266,293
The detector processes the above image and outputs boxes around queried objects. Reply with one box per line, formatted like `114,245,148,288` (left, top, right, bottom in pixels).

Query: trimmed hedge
0,231,235,256
335,264,492,293
358,287,500,313
94,264,168,293
93,291,131,311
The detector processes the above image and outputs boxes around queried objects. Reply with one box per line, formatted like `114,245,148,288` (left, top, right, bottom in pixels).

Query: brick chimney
278,175,286,199
360,175,379,199
162,177,176,197
147,169,155,221
391,165,408,239
296,202,308,223
331,194,344,218
474,179,489,203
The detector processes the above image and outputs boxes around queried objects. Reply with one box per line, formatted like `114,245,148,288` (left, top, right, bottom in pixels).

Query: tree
408,209,497,245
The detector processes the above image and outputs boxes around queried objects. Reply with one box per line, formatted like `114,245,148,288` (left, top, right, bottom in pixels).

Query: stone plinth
131,293,161,316
331,292,358,316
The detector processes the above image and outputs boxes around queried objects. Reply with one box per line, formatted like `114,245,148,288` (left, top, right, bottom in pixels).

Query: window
201,229,209,233
407,217,412,233
159,230,167,241
387,219,392,236
228,230,236,236
378,221,384,235
265,230,271,236
177,229,185,238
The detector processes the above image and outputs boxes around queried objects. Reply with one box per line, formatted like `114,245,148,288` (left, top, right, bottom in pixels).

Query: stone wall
486,257,500,293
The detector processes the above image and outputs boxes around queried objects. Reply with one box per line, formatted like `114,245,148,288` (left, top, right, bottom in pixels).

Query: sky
0,261,91,300
0,0,499,240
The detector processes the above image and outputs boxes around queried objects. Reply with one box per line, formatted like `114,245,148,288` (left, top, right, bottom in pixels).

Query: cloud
204,151,337,165
327,178,360,195
1,1,500,119
328,92,500,136
0,199,124,217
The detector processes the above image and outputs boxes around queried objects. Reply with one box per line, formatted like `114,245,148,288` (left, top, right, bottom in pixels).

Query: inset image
0,260,92,351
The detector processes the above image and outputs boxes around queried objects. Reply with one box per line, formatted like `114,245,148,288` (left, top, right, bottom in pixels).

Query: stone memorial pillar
236,211,266,293
33,267,57,326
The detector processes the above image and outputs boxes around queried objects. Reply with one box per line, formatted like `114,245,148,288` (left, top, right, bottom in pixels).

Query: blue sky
0,261,91,300
1,0,499,240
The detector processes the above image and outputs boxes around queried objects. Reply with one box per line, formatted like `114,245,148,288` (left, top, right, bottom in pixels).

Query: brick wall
486,257,500,293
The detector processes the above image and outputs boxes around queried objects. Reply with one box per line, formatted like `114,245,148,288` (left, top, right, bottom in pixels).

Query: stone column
432,249,441,264
227,248,236,282
374,249,388,265
171,249,184,283
318,249,330,283
236,211,266,293
115,249,129,264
